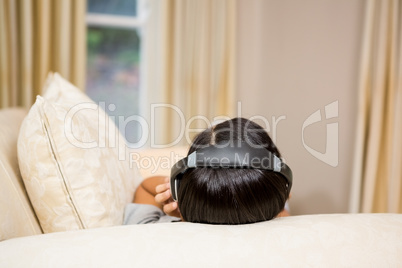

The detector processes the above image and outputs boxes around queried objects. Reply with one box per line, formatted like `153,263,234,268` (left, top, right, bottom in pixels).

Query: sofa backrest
0,108,42,240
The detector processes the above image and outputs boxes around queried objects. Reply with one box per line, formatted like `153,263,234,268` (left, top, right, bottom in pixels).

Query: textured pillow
17,74,140,233
42,72,94,106
43,73,141,182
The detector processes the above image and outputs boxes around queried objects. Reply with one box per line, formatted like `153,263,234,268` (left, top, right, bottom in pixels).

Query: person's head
176,117,290,224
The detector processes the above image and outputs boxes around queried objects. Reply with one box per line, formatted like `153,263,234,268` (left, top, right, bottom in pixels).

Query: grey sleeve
123,203,181,225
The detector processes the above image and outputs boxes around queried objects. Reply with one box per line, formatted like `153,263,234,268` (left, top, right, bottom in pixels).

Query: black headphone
170,142,293,201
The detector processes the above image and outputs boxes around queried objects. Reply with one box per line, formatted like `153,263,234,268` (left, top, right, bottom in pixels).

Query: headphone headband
170,142,293,201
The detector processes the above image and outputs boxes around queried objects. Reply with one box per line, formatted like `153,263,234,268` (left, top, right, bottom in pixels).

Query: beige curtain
0,0,86,109
145,0,236,145
350,0,402,213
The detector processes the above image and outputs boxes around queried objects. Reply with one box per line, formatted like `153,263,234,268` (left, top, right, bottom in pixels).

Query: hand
155,177,182,219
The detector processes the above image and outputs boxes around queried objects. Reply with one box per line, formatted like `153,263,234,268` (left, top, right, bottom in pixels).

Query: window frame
85,0,149,147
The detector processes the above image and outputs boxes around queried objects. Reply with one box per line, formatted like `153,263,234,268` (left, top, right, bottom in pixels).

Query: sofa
1,74,402,267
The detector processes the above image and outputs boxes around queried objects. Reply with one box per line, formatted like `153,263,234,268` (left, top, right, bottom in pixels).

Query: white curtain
144,0,236,146
0,0,86,108
350,0,402,213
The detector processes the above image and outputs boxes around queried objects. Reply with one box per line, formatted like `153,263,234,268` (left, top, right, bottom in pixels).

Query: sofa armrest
1,214,401,267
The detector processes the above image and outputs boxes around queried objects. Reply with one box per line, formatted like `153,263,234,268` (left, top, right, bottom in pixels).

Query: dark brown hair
178,117,290,224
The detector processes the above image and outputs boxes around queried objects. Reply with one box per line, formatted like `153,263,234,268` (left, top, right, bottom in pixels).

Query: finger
155,189,172,204
155,183,170,194
164,177,169,183
163,201,178,214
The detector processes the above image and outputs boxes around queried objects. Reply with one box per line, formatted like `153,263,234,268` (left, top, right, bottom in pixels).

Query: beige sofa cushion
1,214,401,267
0,108,42,241
17,74,141,233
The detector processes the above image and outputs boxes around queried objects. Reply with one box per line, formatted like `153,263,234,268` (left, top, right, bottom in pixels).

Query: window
86,0,146,145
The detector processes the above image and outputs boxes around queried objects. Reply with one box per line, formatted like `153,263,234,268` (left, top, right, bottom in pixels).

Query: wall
236,0,365,214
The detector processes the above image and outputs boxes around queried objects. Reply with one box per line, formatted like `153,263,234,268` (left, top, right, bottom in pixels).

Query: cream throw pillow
17,74,140,233
43,73,94,106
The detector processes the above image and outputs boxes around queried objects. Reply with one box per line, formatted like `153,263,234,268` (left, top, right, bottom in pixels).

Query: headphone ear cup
170,175,181,201
170,176,177,201
174,179,180,201
170,155,192,201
